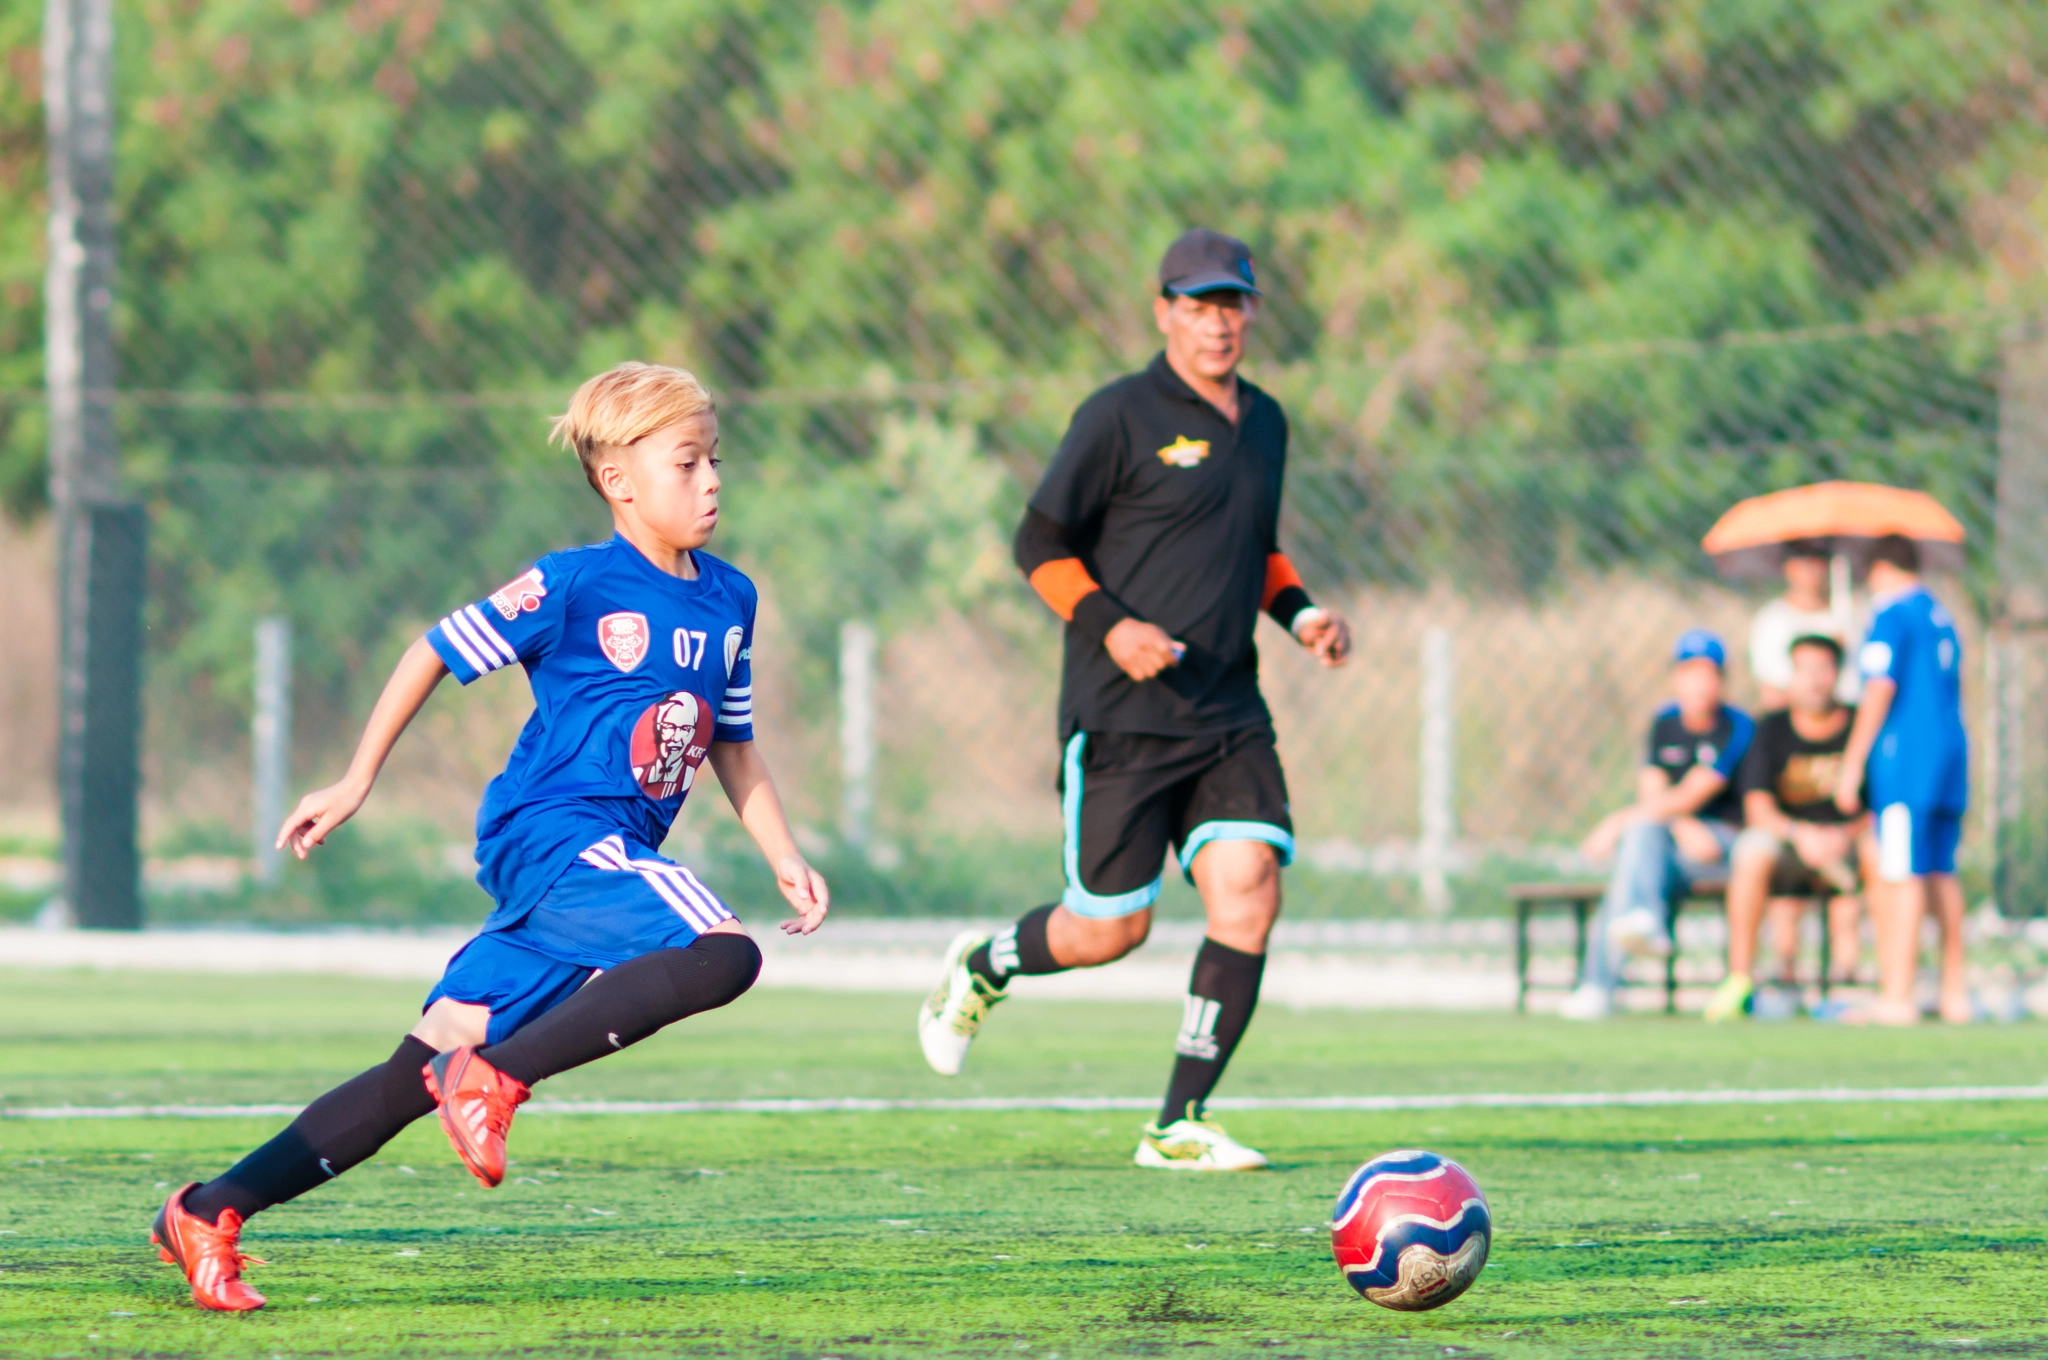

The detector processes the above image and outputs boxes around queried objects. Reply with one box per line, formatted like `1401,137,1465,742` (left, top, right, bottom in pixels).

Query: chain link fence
1,0,2046,924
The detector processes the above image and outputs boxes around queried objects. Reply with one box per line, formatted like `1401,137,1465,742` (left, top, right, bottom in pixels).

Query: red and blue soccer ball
1330,1149,1490,1311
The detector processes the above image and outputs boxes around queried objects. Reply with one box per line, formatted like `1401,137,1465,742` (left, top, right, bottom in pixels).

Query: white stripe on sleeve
462,605,520,666
444,610,508,674
435,616,491,677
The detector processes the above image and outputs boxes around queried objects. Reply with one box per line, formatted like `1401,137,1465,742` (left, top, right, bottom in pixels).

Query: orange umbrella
1702,480,1965,578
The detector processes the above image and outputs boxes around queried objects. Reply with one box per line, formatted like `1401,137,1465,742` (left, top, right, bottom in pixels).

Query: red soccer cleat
423,1045,530,1188
150,1183,267,1311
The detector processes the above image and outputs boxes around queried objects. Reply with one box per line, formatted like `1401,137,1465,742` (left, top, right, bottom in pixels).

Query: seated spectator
1562,629,1755,1021
1748,542,1858,711
1705,634,1876,1022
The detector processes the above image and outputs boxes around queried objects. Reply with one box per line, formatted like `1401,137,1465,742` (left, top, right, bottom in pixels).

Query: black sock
184,1036,439,1225
480,933,762,1087
1158,938,1266,1126
967,904,1061,987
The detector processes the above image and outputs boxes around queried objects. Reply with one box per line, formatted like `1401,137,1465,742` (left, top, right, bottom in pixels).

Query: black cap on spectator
1160,228,1261,297
1784,538,1830,561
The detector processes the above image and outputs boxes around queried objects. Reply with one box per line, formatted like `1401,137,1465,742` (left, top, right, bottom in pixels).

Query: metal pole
1419,626,1455,915
46,0,142,930
839,620,877,851
251,617,292,886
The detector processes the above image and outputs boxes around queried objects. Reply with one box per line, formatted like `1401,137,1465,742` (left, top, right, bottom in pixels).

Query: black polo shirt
1028,352,1290,738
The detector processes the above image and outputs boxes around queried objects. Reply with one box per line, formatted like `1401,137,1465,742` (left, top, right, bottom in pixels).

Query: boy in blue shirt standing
148,363,829,1311
1834,534,1969,1026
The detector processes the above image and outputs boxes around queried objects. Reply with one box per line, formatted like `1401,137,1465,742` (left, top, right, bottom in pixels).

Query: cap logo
1158,435,1211,468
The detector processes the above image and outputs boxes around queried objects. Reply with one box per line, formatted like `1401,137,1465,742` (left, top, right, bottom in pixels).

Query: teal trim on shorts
1061,733,1162,919
1177,819,1296,882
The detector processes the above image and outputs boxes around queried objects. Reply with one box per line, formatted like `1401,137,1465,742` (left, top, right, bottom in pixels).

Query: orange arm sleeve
1261,553,1305,611
1028,558,1102,622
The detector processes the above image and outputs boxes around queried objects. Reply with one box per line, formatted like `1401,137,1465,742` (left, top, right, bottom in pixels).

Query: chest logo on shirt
630,690,711,800
1157,435,1211,468
487,567,548,621
598,612,652,672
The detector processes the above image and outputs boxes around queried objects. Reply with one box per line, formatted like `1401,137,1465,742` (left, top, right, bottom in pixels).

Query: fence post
251,617,292,886
839,620,877,852
46,0,141,930
1419,626,1456,915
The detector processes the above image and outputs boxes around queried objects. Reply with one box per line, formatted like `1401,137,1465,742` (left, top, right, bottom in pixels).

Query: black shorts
1059,724,1293,918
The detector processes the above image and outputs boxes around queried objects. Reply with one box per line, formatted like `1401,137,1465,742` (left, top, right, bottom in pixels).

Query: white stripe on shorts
1878,803,1914,883
576,835,732,932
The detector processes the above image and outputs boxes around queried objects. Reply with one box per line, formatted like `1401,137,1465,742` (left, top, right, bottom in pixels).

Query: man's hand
277,779,370,860
1293,608,1351,667
1105,618,1184,682
774,854,830,935
1790,821,1851,869
1670,815,1725,865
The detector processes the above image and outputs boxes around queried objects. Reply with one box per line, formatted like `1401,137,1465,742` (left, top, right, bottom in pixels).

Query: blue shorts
425,835,734,1044
1876,804,1963,881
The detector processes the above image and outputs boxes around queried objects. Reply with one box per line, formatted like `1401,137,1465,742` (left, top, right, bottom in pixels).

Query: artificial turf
3,969,2048,1358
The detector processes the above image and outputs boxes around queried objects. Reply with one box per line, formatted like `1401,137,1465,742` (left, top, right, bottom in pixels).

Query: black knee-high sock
479,933,762,1087
967,904,1062,988
183,1036,439,1226
1158,938,1266,1125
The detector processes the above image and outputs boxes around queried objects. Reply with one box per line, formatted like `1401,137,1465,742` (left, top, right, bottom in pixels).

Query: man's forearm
1013,508,1131,642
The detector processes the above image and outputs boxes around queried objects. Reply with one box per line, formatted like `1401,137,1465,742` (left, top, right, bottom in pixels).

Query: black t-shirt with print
1644,703,1755,826
1737,707,1860,825
1028,353,1290,738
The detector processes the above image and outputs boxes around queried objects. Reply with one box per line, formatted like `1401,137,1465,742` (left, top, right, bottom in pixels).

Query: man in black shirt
1562,630,1755,1020
1705,634,1876,1021
917,228,1351,1171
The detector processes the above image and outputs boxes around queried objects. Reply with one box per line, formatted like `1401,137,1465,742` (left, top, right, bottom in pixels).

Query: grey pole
1418,626,1456,915
251,617,292,886
838,620,877,852
46,0,143,929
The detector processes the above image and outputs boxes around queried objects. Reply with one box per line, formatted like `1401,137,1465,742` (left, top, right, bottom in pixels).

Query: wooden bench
1510,879,1837,1014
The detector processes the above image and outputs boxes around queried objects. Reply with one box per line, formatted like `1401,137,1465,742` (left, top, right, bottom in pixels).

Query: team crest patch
1158,435,1210,467
630,690,711,800
598,612,652,672
487,567,547,621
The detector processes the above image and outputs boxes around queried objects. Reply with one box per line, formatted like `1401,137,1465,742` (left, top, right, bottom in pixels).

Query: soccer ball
1330,1149,1490,1311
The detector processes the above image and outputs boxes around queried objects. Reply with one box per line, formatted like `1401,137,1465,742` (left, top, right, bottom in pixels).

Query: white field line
8,1083,2048,1120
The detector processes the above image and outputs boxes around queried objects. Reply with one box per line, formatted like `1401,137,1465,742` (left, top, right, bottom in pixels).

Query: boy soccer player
916,229,1352,1171
1834,534,1970,1025
149,363,828,1311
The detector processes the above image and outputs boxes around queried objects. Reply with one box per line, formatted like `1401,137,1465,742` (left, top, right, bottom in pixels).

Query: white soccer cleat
918,930,1006,1077
1609,907,1672,959
1558,982,1613,1021
1134,1114,1269,1171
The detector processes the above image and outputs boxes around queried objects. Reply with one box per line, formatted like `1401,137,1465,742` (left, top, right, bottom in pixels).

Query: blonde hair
550,361,717,494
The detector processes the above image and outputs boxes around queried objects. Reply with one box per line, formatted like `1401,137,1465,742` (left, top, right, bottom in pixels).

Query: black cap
1159,228,1260,297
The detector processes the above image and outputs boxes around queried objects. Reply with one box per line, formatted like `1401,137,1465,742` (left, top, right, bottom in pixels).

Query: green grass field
4,970,2048,1359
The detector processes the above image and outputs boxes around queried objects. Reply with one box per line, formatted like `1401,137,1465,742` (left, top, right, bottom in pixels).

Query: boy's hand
1833,763,1864,816
277,779,369,860
774,854,830,935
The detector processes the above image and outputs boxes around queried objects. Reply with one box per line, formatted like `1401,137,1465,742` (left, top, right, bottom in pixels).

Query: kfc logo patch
598,612,651,672
487,567,548,621
630,690,711,800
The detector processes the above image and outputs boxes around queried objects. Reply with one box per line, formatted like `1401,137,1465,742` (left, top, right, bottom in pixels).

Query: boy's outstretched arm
708,740,829,935
277,637,449,859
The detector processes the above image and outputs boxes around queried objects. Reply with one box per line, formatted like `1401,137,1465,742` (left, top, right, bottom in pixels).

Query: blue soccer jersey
1858,584,1967,812
424,534,757,929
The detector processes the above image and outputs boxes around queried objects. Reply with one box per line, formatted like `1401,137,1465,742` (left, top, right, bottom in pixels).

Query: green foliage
0,0,2043,857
